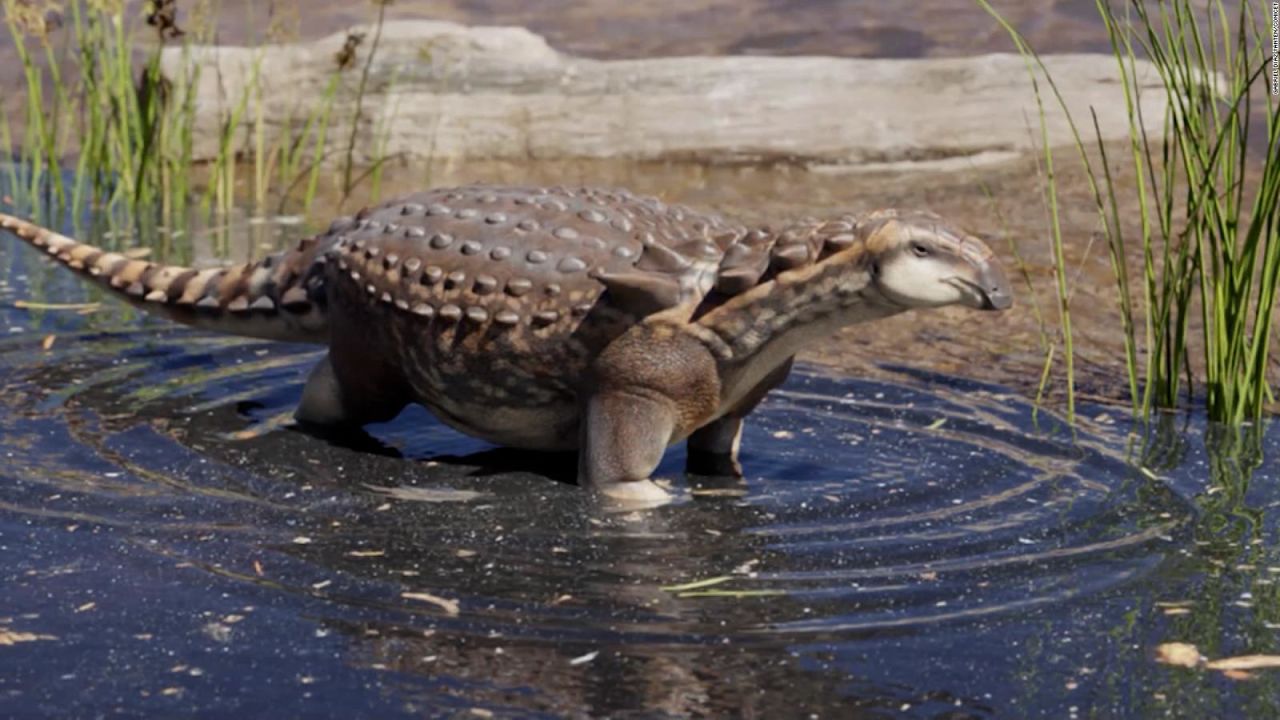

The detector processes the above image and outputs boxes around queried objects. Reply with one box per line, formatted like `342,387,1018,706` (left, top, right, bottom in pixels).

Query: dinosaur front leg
686,357,794,477
579,389,677,502
582,321,722,501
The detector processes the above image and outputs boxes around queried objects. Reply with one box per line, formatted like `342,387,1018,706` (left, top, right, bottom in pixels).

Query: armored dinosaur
1,185,1012,501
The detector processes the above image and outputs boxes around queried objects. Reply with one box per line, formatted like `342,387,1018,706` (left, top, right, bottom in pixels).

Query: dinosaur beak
976,258,1013,311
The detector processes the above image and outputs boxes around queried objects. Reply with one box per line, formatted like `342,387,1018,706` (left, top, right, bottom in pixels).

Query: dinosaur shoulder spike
769,242,813,272
714,243,771,296
633,242,691,274
594,270,684,315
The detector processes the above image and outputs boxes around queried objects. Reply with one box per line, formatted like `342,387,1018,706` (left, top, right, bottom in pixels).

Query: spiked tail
1,213,331,343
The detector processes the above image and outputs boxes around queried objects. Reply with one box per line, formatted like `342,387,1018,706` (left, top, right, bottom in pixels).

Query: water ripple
0,324,1191,651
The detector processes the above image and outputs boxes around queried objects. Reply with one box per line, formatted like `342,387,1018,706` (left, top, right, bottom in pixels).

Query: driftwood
159,20,1168,170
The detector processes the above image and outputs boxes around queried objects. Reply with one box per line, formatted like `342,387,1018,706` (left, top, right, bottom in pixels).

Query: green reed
1,0,399,230
4,2,59,206
340,0,392,206
978,179,1058,423
0,0,204,223
974,0,1081,423
979,0,1279,423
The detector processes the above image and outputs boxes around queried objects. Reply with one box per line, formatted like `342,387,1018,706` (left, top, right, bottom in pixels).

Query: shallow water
2,215,1280,718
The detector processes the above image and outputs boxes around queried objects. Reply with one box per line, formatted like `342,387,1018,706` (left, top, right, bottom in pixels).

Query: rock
158,20,1168,169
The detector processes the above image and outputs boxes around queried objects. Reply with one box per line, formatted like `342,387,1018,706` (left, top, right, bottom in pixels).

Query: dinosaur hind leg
295,353,409,428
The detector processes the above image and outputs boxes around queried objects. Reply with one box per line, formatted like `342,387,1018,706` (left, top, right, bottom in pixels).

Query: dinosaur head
856,210,1012,312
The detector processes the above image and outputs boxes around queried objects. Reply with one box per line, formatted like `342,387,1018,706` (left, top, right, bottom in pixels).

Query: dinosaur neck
692,239,904,400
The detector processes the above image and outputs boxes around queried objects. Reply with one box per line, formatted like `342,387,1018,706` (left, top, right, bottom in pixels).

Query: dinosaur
1,185,1012,501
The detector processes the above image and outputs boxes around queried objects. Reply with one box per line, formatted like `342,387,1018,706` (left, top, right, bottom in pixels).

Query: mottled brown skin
1,185,1012,503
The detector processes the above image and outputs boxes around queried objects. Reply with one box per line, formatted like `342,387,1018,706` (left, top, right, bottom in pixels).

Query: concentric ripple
0,295,1201,716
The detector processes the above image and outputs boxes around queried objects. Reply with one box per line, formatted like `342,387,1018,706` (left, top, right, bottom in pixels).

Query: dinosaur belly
417,395,581,450
393,319,592,450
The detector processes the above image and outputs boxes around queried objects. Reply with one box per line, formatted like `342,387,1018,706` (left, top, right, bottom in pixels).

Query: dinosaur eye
911,243,930,257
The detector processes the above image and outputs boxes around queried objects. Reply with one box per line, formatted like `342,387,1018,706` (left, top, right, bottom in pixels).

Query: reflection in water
1112,420,1280,718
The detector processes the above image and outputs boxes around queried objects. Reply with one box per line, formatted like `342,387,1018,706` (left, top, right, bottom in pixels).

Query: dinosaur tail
1,212,331,344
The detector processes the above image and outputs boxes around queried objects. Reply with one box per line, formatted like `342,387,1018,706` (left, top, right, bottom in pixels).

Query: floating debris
1154,643,1202,668
690,487,747,497
14,300,101,312
402,592,460,616
569,650,599,666
365,484,485,503
1206,656,1280,672
1155,642,1280,678
677,589,787,599
660,576,733,593
228,412,295,441
0,630,57,646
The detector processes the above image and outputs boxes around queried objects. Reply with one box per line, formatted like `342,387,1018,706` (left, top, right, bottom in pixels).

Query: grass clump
978,0,1279,423
0,0,401,228
2,0,206,222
